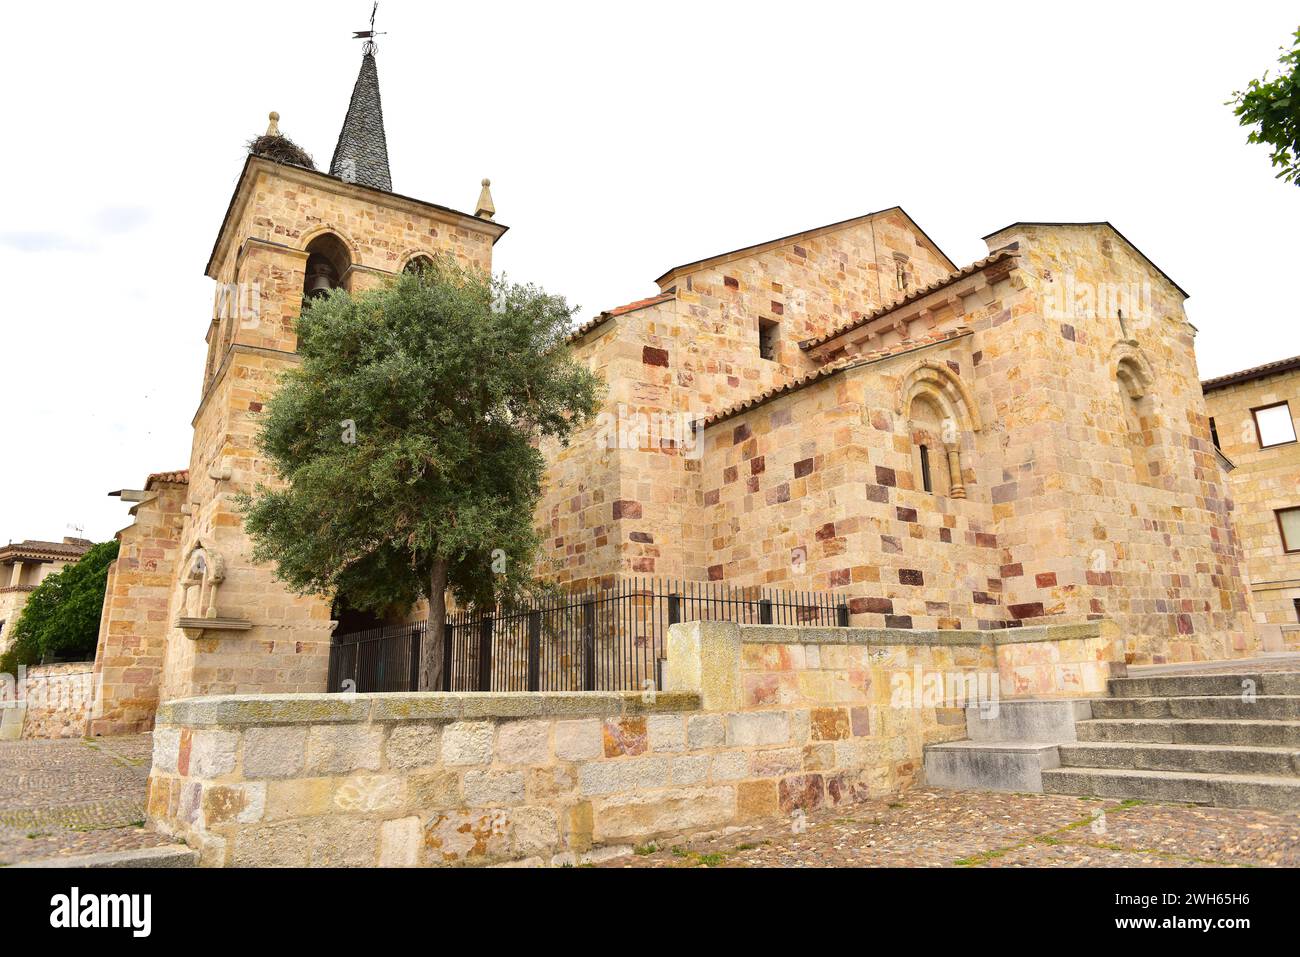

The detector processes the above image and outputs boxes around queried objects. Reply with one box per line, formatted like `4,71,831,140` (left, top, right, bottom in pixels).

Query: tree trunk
419,558,449,691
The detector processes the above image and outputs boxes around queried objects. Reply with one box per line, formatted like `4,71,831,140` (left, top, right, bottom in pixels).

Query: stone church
89,43,1261,735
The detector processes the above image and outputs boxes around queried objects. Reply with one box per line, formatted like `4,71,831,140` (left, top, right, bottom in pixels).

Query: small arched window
909,395,950,496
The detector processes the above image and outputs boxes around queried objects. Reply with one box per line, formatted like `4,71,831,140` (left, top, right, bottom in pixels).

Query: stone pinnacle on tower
330,5,392,191
475,179,496,220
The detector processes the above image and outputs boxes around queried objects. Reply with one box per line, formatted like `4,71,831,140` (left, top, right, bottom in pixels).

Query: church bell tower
147,26,507,702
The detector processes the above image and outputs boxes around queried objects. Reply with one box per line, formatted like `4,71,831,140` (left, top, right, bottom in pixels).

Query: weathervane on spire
352,2,386,56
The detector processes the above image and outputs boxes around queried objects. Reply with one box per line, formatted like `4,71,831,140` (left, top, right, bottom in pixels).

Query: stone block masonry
146,618,1124,866
1,663,95,739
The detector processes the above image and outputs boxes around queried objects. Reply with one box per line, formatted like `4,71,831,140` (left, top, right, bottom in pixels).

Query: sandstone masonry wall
146,619,1121,866
1203,368,1300,648
14,663,94,739
89,479,188,735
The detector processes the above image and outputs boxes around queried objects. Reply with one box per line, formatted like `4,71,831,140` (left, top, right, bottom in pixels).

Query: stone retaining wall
6,663,96,739
146,619,1124,866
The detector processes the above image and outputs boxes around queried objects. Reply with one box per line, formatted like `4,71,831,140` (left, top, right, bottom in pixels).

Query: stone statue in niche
181,540,226,620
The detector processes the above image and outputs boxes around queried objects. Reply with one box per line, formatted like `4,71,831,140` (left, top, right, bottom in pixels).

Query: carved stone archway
895,358,982,498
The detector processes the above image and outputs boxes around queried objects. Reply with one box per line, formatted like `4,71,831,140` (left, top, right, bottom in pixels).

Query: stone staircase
1040,671,1300,811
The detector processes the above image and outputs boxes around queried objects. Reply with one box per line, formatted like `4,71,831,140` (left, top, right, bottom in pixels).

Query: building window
919,444,933,493
894,254,910,292
758,318,779,362
1253,402,1297,449
404,254,435,276
1208,416,1221,450
1277,507,1300,554
1294,598,1300,623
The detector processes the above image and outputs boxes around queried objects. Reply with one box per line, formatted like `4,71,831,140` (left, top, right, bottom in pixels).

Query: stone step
1059,741,1300,777
1091,695,1300,720
1109,672,1300,698
924,741,1060,792
12,845,197,868
1041,766,1300,811
1076,718,1300,747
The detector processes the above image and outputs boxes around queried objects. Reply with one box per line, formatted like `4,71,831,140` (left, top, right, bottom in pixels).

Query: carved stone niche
175,539,251,639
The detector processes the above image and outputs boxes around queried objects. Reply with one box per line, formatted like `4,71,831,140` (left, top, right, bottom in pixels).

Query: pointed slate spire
330,46,392,191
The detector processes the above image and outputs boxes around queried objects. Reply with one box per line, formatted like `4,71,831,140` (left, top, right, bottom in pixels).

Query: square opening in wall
1253,402,1297,448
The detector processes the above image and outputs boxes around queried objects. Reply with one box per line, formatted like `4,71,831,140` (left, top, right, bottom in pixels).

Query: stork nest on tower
246,133,316,170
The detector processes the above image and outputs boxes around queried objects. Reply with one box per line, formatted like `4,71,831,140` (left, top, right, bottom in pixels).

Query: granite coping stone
732,621,1102,647
157,691,702,728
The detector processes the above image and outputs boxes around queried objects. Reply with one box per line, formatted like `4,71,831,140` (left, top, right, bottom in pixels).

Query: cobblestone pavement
595,788,1300,868
0,734,171,865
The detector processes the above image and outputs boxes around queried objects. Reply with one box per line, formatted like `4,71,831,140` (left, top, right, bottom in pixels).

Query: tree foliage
0,540,119,674
1228,27,1300,185
240,255,602,685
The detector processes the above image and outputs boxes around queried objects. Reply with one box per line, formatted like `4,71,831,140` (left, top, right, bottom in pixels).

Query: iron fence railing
328,578,850,693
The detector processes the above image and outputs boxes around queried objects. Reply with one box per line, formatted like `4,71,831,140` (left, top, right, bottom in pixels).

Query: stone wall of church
658,210,955,387
539,212,954,587
88,479,188,735
1203,369,1300,647
542,221,1258,666
158,347,334,702
695,338,1009,631
978,224,1257,664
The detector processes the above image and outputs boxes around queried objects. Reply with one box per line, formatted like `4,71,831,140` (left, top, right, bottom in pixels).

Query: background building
0,538,93,654
1203,355,1300,649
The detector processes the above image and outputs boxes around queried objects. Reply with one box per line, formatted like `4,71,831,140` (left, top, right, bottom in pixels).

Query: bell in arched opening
301,233,352,303
304,257,339,299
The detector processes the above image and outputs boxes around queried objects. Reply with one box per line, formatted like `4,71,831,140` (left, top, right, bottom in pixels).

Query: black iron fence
328,578,850,694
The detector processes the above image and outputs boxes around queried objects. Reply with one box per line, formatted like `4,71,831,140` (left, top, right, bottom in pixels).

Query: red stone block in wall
850,596,893,615
1035,572,1057,587
612,500,642,519
1009,602,1045,619
642,346,669,367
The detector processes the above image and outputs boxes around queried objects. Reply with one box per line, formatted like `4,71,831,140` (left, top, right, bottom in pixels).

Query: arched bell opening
302,233,353,302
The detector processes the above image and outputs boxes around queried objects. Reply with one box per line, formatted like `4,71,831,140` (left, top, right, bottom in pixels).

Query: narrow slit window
920,444,933,493
1253,402,1297,448
1208,416,1221,450
758,318,779,362
1293,597,1300,624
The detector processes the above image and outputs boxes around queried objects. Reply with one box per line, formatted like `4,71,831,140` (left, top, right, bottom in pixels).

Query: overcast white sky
1,1,1297,544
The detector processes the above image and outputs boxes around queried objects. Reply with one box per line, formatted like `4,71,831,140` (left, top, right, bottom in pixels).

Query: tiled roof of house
800,246,1018,351
145,470,190,490
565,293,676,344
0,538,95,563
703,326,973,428
1201,354,1300,393
329,50,392,192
